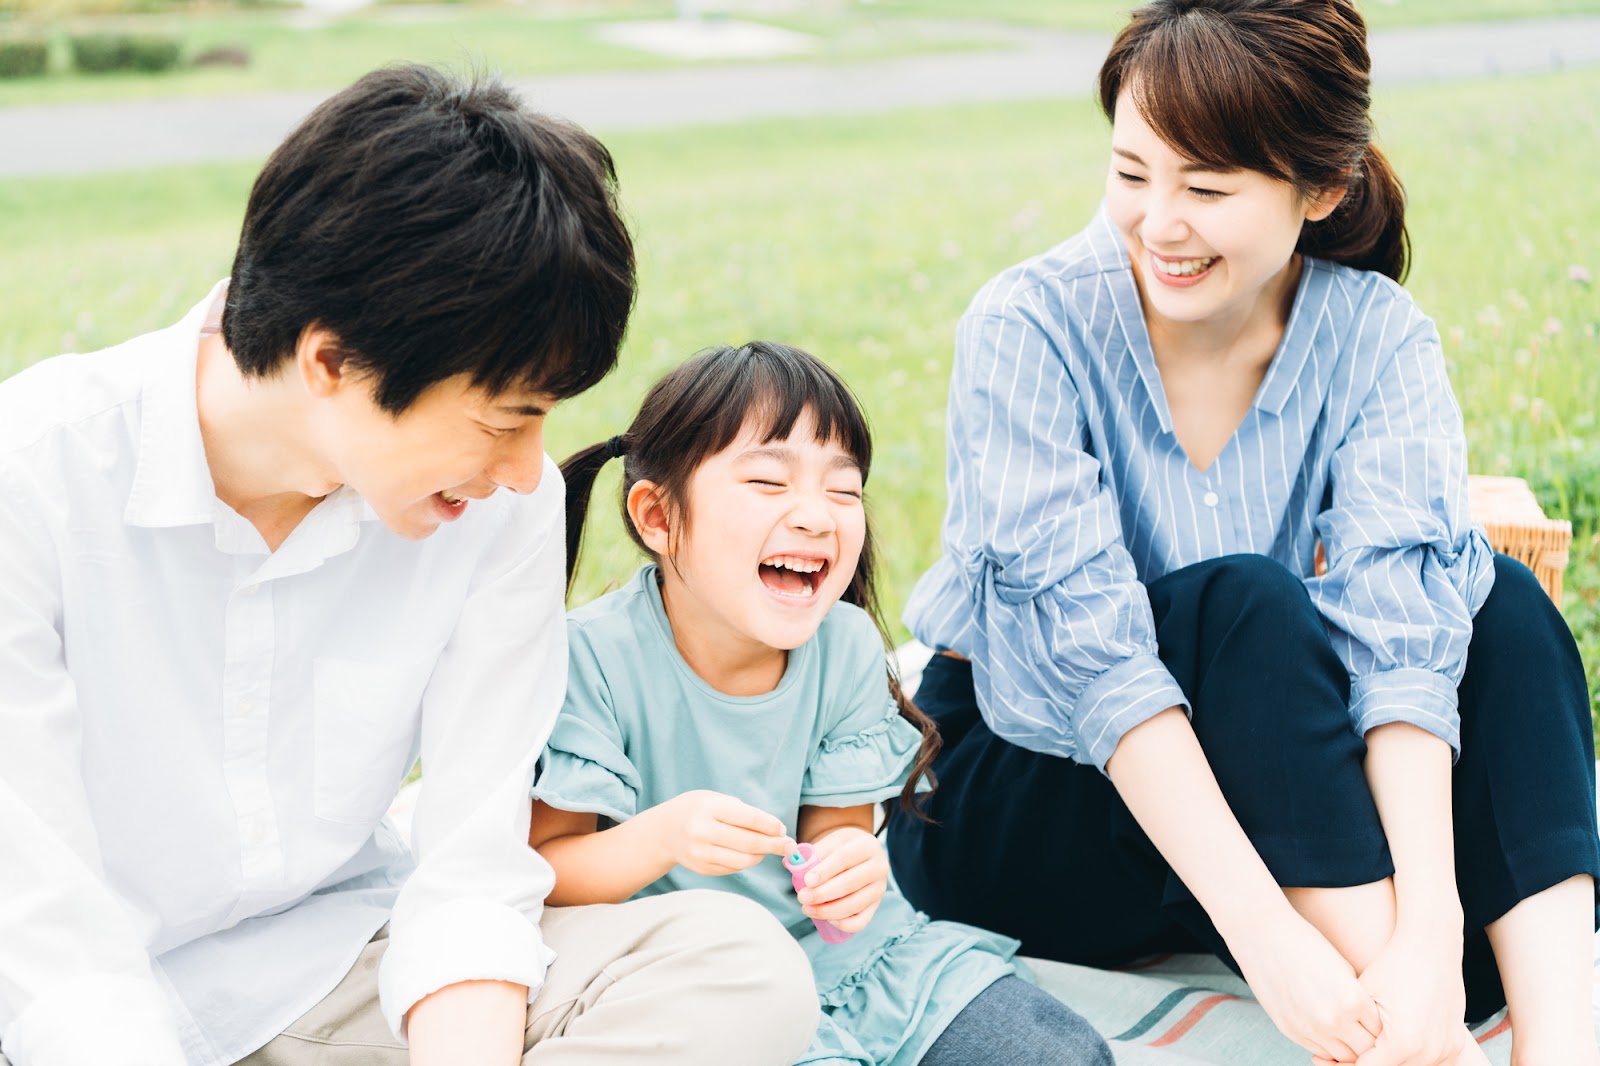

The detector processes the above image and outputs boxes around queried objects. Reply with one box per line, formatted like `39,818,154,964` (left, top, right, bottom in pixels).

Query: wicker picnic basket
1468,474,1572,603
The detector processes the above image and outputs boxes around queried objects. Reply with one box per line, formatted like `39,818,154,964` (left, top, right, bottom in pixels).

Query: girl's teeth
1155,256,1216,276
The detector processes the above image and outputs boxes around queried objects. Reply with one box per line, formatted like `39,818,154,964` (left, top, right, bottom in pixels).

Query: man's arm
379,458,570,1065
0,467,186,1066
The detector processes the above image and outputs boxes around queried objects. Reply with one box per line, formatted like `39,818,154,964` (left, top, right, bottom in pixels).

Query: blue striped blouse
905,208,1497,771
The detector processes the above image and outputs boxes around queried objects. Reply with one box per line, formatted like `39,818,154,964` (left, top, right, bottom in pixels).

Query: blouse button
1202,491,1220,508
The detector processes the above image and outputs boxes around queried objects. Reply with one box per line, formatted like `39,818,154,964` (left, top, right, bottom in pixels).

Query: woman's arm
529,793,794,907
1108,708,1382,1063
1343,723,1469,1065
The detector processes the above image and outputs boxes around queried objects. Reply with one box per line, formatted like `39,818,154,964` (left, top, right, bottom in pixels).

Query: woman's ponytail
558,439,623,596
1299,142,1410,283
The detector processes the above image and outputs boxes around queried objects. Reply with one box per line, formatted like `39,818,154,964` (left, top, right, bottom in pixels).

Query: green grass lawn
0,4,1003,107
2,68,1597,731
875,0,1600,32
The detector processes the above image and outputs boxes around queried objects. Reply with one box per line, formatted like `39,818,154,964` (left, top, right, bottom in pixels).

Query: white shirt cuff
377,897,555,1041
4,973,185,1066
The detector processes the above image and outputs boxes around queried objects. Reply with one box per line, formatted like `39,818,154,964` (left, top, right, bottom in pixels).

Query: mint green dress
531,565,1020,1066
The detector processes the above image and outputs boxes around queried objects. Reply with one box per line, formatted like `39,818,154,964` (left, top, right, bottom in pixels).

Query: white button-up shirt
0,285,566,1066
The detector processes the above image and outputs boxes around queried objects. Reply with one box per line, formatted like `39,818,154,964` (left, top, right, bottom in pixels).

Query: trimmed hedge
0,37,48,79
69,32,180,73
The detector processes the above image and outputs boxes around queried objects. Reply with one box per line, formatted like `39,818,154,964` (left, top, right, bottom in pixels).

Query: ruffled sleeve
799,608,928,808
528,620,640,824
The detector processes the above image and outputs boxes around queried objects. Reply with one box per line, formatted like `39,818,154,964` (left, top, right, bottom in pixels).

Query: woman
887,2,1599,1064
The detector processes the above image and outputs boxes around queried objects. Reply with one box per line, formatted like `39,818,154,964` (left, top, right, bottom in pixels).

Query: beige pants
0,891,816,1066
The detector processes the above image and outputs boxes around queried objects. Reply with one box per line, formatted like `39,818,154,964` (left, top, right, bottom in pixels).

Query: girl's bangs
734,348,874,477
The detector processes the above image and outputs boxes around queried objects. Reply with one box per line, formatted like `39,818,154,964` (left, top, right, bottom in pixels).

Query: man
0,65,815,1066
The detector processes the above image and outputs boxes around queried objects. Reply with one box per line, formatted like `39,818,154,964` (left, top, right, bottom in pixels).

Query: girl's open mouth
758,555,830,599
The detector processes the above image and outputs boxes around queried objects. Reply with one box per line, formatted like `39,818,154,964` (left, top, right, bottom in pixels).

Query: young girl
887,2,1600,1066
528,342,1113,1066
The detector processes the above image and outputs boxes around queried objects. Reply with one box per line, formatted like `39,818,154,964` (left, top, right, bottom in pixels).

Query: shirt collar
123,280,230,529
123,282,381,541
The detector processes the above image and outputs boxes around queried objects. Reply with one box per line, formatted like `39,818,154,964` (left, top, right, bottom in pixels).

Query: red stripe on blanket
1148,994,1243,1046
1118,954,1175,972
1475,1017,1512,1044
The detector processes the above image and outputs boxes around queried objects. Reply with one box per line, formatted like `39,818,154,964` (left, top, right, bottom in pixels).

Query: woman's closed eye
1115,170,1146,186
1189,186,1227,200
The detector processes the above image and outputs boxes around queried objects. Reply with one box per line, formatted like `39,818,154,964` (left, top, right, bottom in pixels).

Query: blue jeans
918,975,1113,1066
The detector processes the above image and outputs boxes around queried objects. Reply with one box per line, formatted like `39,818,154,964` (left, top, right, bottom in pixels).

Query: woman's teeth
440,490,465,504
1153,255,1217,276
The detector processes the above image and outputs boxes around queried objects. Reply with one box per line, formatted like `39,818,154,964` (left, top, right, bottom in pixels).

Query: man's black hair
221,64,635,413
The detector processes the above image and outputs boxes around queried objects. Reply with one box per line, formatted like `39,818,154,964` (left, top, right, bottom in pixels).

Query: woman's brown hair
560,342,940,819
1099,0,1410,282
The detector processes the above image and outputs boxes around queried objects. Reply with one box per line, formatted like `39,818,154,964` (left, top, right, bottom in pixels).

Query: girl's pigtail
849,527,942,824
558,439,622,596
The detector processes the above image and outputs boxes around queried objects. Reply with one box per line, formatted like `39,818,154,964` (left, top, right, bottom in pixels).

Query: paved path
2,15,1598,178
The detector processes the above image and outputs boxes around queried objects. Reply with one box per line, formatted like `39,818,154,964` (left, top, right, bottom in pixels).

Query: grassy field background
0,3,1003,106
1,68,1597,732
3,0,1598,107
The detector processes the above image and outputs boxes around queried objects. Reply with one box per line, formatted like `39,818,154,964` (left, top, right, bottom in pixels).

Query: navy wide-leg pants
887,553,1599,1022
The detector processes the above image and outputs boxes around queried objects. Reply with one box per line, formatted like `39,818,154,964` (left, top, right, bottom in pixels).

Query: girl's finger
712,798,786,838
707,822,793,857
804,882,885,923
1318,1037,1357,1064
798,859,883,906
800,838,877,888
692,844,763,873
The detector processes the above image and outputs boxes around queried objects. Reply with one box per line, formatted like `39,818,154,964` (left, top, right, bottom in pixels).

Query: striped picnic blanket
1024,951,1516,1064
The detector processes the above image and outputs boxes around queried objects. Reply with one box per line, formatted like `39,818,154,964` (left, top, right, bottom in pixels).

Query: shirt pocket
313,657,426,826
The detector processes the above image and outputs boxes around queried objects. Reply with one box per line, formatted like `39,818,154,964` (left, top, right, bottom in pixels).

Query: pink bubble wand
783,842,853,944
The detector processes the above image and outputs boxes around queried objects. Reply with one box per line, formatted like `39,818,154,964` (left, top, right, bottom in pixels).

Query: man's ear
296,327,350,399
626,479,672,556
1305,177,1350,223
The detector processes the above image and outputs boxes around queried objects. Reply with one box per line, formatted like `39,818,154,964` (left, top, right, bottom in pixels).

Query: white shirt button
240,583,260,596
1202,491,1220,508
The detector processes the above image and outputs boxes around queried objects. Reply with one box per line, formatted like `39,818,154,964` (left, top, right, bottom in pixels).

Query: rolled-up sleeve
1308,308,1496,755
927,303,1188,770
0,466,186,1066
377,456,568,1038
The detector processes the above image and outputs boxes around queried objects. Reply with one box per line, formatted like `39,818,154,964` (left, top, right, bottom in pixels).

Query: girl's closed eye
1115,170,1146,185
1189,186,1227,200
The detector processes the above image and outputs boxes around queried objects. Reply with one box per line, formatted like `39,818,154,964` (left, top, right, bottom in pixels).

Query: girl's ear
626,479,672,556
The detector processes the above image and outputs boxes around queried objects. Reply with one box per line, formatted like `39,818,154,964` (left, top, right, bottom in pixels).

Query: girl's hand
1229,910,1382,1064
794,827,889,934
1311,927,1468,1066
653,790,793,877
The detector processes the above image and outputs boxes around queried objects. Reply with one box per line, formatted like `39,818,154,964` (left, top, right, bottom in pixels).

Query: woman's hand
1311,926,1469,1066
1229,909,1382,1064
652,790,793,876
793,826,890,934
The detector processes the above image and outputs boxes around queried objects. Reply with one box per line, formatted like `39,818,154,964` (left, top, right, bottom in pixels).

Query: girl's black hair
561,341,939,818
